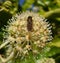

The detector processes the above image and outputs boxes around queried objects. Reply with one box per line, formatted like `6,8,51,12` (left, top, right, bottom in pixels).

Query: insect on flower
27,16,33,32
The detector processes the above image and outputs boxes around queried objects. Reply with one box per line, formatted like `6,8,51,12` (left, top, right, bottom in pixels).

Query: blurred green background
0,0,60,63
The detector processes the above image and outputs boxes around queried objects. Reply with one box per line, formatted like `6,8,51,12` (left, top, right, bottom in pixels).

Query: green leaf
22,0,34,11
49,37,60,47
40,46,60,57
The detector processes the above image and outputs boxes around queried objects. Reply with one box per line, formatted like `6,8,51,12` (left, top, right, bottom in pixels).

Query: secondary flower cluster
36,58,55,63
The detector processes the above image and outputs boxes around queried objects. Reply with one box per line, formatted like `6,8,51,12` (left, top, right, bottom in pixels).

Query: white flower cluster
36,58,55,63
3,11,52,56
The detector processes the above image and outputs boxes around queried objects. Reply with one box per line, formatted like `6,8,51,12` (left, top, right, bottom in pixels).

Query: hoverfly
27,16,33,32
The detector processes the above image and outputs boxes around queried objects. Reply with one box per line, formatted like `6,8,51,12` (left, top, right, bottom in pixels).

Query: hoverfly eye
27,16,33,31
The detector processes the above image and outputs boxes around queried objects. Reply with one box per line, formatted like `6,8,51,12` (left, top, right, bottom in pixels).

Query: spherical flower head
4,11,52,56
36,58,55,63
